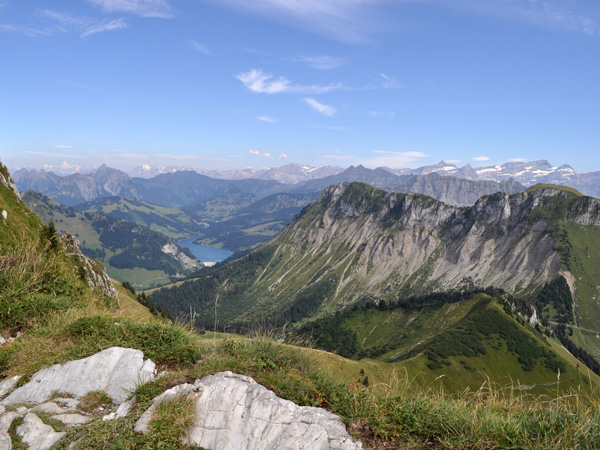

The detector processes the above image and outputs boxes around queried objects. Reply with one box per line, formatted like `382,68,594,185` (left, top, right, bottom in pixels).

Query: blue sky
1,0,599,173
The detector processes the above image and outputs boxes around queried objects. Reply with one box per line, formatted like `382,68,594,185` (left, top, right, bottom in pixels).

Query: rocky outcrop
0,350,361,449
0,162,20,199
17,413,66,450
0,348,156,449
284,183,565,301
135,371,362,450
162,242,203,270
1,347,155,406
58,232,119,299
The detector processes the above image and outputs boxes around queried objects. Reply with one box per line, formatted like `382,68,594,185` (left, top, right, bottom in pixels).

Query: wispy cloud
236,68,343,95
37,9,128,38
87,0,175,18
0,23,52,37
255,116,280,123
188,40,211,55
293,55,348,70
205,0,379,42
25,151,83,158
304,97,337,117
359,150,430,168
422,0,596,35
278,153,288,161
54,143,75,149
81,18,127,37
235,46,270,56
368,111,395,118
249,149,274,159
473,156,490,161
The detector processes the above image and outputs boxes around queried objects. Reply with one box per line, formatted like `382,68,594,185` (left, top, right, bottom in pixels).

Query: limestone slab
1,347,155,406
0,411,19,449
51,413,90,426
0,375,21,400
135,371,362,450
16,413,66,450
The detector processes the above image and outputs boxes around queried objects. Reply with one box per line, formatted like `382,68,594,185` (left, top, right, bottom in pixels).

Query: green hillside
301,294,593,395
22,191,200,289
74,196,206,240
76,192,318,253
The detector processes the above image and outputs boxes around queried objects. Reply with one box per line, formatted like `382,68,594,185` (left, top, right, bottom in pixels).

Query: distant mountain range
13,162,531,208
14,160,600,205
127,163,345,183
385,160,600,197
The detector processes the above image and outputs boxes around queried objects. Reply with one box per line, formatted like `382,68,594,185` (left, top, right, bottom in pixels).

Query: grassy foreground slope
3,163,600,449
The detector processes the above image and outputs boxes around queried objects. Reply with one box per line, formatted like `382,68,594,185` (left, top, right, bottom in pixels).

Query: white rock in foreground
135,371,362,450
0,411,19,450
17,413,66,450
1,347,155,406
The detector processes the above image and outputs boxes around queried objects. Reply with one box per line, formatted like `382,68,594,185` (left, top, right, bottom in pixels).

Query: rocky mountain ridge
150,182,600,330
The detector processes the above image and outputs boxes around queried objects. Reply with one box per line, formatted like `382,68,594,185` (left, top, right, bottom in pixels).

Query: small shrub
147,395,196,449
79,391,113,413
64,316,201,366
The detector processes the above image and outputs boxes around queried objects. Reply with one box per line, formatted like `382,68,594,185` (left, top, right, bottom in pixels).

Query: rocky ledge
0,347,361,450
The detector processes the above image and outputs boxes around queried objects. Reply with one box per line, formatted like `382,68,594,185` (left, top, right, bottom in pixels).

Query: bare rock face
58,232,118,299
0,411,19,449
135,371,362,450
17,413,66,450
161,242,203,271
1,347,155,406
0,162,20,199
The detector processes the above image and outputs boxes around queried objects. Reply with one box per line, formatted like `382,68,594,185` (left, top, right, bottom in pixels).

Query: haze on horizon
2,0,599,173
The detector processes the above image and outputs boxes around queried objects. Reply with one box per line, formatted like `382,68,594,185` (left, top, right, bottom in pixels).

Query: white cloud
255,116,280,123
81,18,127,37
236,68,343,95
422,0,596,35
368,111,395,118
304,97,337,117
54,143,75,149
509,158,527,162
87,0,175,18
249,149,274,159
0,23,52,37
473,156,490,161
38,10,128,38
237,69,291,94
188,40,211,55
278,153,288,161
25,151,83,158
359,150,430,168
293,55,347,70
378,73,398,88
44,161,82,171
204,0,379,42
